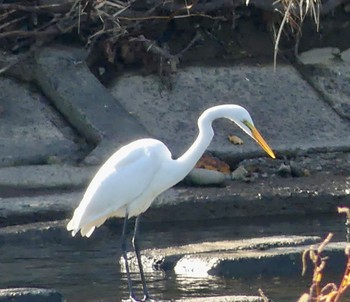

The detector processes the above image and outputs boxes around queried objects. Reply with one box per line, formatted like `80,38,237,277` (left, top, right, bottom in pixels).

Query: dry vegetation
0,0,342,69
0,0,346,74
296,207,350,302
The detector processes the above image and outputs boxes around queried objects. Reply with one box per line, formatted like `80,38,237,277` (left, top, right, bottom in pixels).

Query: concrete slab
0,192,80,226
1,171,350,227
121,235,321,273
33,45,149,165
0,165,96,189
146,172,350,222
109,63,350,160
173,242,348,277
296,53,350,120
0,77,78,167
120,235,348,278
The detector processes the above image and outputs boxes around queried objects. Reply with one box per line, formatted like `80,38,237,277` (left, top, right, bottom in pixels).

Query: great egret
67,104,275,301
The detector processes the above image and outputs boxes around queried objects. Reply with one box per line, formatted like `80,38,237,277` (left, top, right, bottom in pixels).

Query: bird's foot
121,294,158,302
121,294,143,302
142,295,157,302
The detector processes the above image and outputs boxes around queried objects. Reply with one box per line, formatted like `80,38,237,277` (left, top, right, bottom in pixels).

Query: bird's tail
67,205,105,238
67,216,79,237
66,205,84,237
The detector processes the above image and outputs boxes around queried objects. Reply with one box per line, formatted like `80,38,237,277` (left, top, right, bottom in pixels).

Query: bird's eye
242,120,251,128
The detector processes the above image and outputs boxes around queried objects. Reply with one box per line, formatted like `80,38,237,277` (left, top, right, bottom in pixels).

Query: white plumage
67,104,275,301
67,139,174,237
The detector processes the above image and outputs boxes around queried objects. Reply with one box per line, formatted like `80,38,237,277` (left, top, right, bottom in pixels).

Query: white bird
67,104,275,301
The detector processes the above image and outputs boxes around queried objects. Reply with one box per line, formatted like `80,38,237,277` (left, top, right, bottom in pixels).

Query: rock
341,48,350,63
297,47,340,65
277,163,291,177
345,3,350,13
187,168,226,186
290,161,305,177
231,166,248,180
0,288,63,302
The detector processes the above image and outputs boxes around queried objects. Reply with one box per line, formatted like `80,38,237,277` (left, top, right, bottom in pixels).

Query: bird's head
228,105,276,159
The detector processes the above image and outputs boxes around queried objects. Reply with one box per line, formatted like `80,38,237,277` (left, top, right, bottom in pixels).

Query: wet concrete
0,288,63,302
1,171,350,228
121,235,322,274
1,217,349,302
174,297,263,302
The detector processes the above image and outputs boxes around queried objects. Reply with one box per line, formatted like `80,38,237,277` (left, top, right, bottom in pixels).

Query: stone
187,168,226,186
277,163,291,177
231,166,248,180
0,288,63,302
341,48,350,63
297,47,340,65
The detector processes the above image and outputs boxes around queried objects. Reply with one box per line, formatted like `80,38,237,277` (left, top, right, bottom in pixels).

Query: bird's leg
121,214,139,301
132,215,151,301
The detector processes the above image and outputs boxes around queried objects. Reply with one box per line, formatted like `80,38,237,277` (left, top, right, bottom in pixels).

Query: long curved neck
176,106,229,175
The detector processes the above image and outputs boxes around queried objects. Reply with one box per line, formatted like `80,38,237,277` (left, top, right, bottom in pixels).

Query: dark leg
132,215,150,301
121,214,139,301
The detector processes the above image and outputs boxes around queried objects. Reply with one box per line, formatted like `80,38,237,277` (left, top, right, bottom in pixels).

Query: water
1,214,349,301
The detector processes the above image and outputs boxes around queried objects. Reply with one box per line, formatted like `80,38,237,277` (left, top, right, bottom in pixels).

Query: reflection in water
0,213,349,301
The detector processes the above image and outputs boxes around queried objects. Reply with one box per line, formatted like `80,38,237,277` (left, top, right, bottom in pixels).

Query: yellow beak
250,126,276,159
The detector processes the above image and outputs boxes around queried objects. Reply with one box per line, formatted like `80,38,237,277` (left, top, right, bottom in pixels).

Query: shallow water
1,213,349,301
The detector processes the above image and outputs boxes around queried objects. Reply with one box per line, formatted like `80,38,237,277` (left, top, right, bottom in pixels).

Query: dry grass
296,207,350,302
0,0,337,74
271,0,321,69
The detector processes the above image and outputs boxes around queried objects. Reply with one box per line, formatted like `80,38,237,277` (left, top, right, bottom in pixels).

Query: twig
117,13,225,22
129,35,175,60
0,9,16,23
0,3,68,13
0,40,45,75
0,15,27,31
273,0,293,71
0,29,57,39
174,30,202,58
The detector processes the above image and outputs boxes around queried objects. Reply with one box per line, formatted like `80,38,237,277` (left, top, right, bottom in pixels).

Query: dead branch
0,3,71,13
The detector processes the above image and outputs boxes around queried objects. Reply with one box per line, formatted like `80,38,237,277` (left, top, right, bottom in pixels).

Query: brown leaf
228,135,244,145
195,153,230,174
